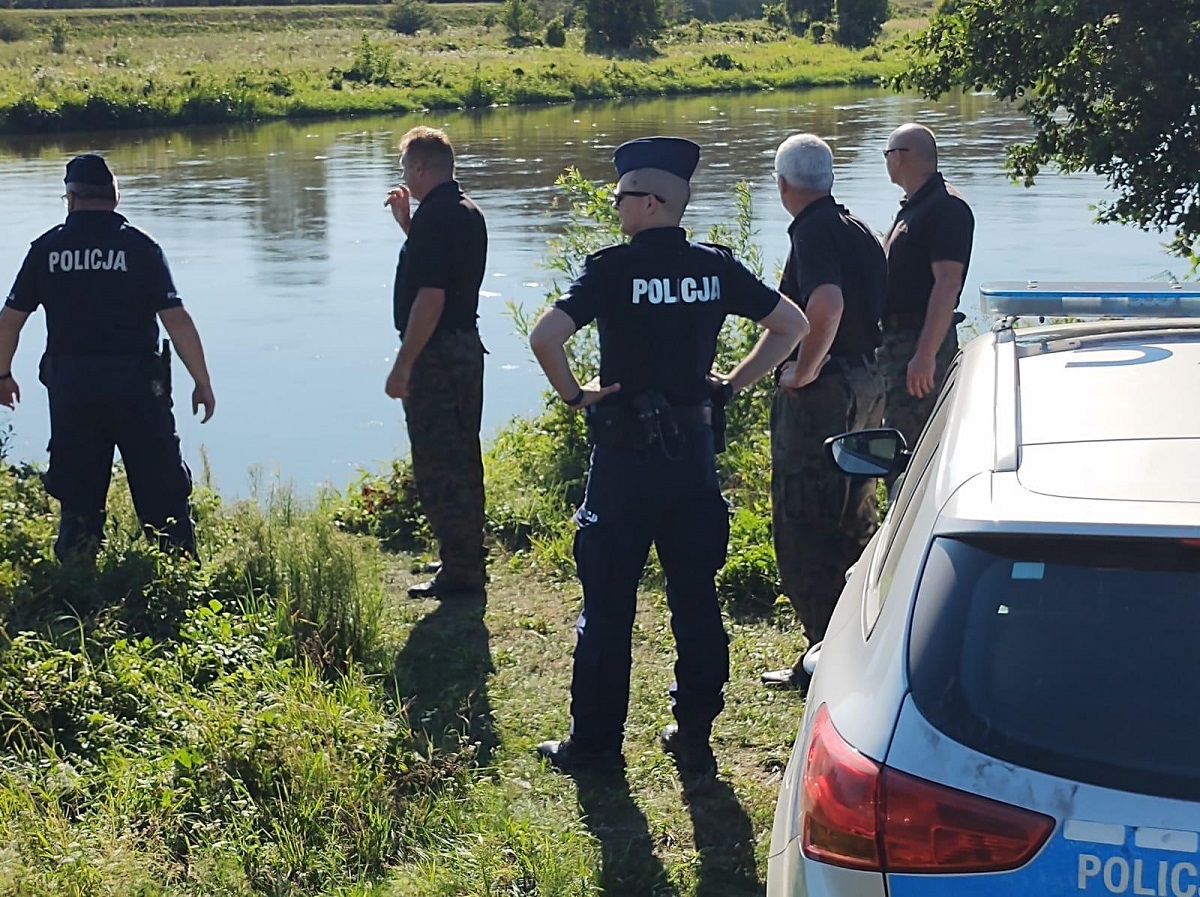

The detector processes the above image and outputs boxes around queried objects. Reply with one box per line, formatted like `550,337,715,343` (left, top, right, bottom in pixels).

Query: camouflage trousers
878,325,960,452
770,364,884,644
403,329,487,586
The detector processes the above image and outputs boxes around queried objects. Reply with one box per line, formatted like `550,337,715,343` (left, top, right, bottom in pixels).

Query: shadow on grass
681,776,760,897
575,771,678,896
388,592,497,765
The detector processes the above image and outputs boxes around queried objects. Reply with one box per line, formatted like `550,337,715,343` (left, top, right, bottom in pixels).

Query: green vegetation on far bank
0,4,912,134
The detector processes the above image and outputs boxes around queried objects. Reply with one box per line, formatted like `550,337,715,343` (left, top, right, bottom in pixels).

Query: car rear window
909,535,1200,801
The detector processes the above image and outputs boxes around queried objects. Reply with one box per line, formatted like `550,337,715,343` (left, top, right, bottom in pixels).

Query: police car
766,283,1200,897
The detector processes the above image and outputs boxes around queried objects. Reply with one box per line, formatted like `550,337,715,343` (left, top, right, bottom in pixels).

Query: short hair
398,126,455,174
774,134,834,193
65,180,118,202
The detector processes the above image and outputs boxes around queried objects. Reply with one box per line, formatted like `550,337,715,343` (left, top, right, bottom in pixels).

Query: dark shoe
407,575,485,599
536,738,625,774
760,665,812,691
660,724,717,777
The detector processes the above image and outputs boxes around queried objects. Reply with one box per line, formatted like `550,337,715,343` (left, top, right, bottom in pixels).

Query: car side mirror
824,428,910,478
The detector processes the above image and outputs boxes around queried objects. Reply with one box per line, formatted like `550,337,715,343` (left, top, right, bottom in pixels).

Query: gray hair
774,134,834,193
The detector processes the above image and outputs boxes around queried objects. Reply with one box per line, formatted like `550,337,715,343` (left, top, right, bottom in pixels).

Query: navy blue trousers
41,355,194,559
569,422,731,752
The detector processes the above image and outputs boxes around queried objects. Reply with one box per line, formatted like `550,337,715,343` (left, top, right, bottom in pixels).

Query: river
0,86,1181,495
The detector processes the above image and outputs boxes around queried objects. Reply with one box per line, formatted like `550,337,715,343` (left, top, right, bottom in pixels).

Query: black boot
536,738,625,774
660,724,717,777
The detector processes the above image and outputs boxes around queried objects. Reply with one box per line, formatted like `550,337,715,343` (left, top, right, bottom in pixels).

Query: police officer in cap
0,153,215,560
529,136,810,776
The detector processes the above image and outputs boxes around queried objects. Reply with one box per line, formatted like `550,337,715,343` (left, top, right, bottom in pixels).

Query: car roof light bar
980,281,1200,318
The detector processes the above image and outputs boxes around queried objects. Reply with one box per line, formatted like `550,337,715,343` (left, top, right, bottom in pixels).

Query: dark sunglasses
882,147,910,157
613,190,666,207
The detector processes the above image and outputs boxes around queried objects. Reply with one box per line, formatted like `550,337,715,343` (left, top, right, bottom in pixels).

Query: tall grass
0,462,440,893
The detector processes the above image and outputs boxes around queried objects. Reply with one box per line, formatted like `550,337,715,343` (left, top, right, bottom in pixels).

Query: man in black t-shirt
0,153,215,560
880,123,974,453
384,127,489,599
528,136,809,777
759,134,888,692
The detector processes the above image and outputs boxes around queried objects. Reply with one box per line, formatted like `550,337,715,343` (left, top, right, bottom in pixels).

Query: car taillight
800,704,1054,874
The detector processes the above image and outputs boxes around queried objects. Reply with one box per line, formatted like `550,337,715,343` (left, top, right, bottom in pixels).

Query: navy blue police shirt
393,180,488,338
780,194,885,362
5,210,182,356
554,227,780,405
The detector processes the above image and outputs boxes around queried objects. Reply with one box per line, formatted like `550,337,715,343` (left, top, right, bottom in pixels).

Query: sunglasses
882,147,910,157
613,190,666,207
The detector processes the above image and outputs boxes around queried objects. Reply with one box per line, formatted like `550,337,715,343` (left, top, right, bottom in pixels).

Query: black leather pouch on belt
585,404,633,448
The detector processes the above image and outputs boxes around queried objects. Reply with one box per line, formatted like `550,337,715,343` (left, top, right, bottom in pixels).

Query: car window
909,534,1200,801
865,365,958,629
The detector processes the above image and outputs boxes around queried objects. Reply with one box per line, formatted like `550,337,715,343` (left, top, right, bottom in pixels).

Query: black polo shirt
555,227,780,405
393,179,487,338
5,210,182,356
779,194,885,363
883,172,974,321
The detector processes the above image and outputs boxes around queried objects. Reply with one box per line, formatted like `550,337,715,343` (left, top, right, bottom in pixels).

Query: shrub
502,0,542,39
545,15,567,46
48,18,67,53
0,12,29,43
386,0,434,35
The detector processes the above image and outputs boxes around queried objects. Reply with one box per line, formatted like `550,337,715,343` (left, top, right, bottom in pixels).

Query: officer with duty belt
0,154,215,560
529,136,810,776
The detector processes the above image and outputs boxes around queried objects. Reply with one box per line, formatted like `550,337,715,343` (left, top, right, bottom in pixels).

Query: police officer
384,126,489,599
0,153,215,560
758,134,887,691
880,123,974,454
529,136,809,776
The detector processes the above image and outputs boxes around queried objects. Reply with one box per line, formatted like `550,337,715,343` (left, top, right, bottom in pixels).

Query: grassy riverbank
0,4,913,133
0,455,804,895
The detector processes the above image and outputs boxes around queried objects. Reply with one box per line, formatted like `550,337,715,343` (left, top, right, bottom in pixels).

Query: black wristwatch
565,389,586,407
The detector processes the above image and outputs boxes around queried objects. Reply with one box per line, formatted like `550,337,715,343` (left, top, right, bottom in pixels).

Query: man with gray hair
760,134,887,691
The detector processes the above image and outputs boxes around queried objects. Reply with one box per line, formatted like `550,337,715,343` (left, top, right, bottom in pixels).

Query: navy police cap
64,153,115,187
613,136,700,182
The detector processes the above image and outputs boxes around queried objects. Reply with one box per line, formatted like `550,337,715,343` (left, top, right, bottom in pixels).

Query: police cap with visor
613,136,700,212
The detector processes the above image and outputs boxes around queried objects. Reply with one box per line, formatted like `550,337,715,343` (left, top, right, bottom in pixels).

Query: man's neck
901,170,938,200
785,190,829,218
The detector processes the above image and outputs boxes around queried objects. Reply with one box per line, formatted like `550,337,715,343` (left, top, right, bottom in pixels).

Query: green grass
0,8,909,132
0,450,809,895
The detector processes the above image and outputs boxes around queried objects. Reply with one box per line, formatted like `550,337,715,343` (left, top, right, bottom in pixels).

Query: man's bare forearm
158,307,212,387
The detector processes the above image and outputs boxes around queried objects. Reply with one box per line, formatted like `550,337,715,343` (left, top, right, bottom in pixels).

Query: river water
0,86,1182,494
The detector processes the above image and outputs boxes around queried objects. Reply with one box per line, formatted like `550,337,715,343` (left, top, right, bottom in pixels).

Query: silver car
766,283,1200,897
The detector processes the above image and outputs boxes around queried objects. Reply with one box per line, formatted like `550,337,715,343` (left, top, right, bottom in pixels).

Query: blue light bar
980,281,1200,318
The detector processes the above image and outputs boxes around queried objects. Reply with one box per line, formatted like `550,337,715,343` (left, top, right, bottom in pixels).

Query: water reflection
0,87,1182,494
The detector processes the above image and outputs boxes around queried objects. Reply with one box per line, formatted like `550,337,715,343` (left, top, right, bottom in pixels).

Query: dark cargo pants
41,355,194,560
879,324,959,452
770,365,884,644
569,421,730,752
403,329,487,587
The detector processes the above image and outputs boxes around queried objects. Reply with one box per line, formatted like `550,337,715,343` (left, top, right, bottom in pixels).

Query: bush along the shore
0,460,459,893
346,172,786,610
